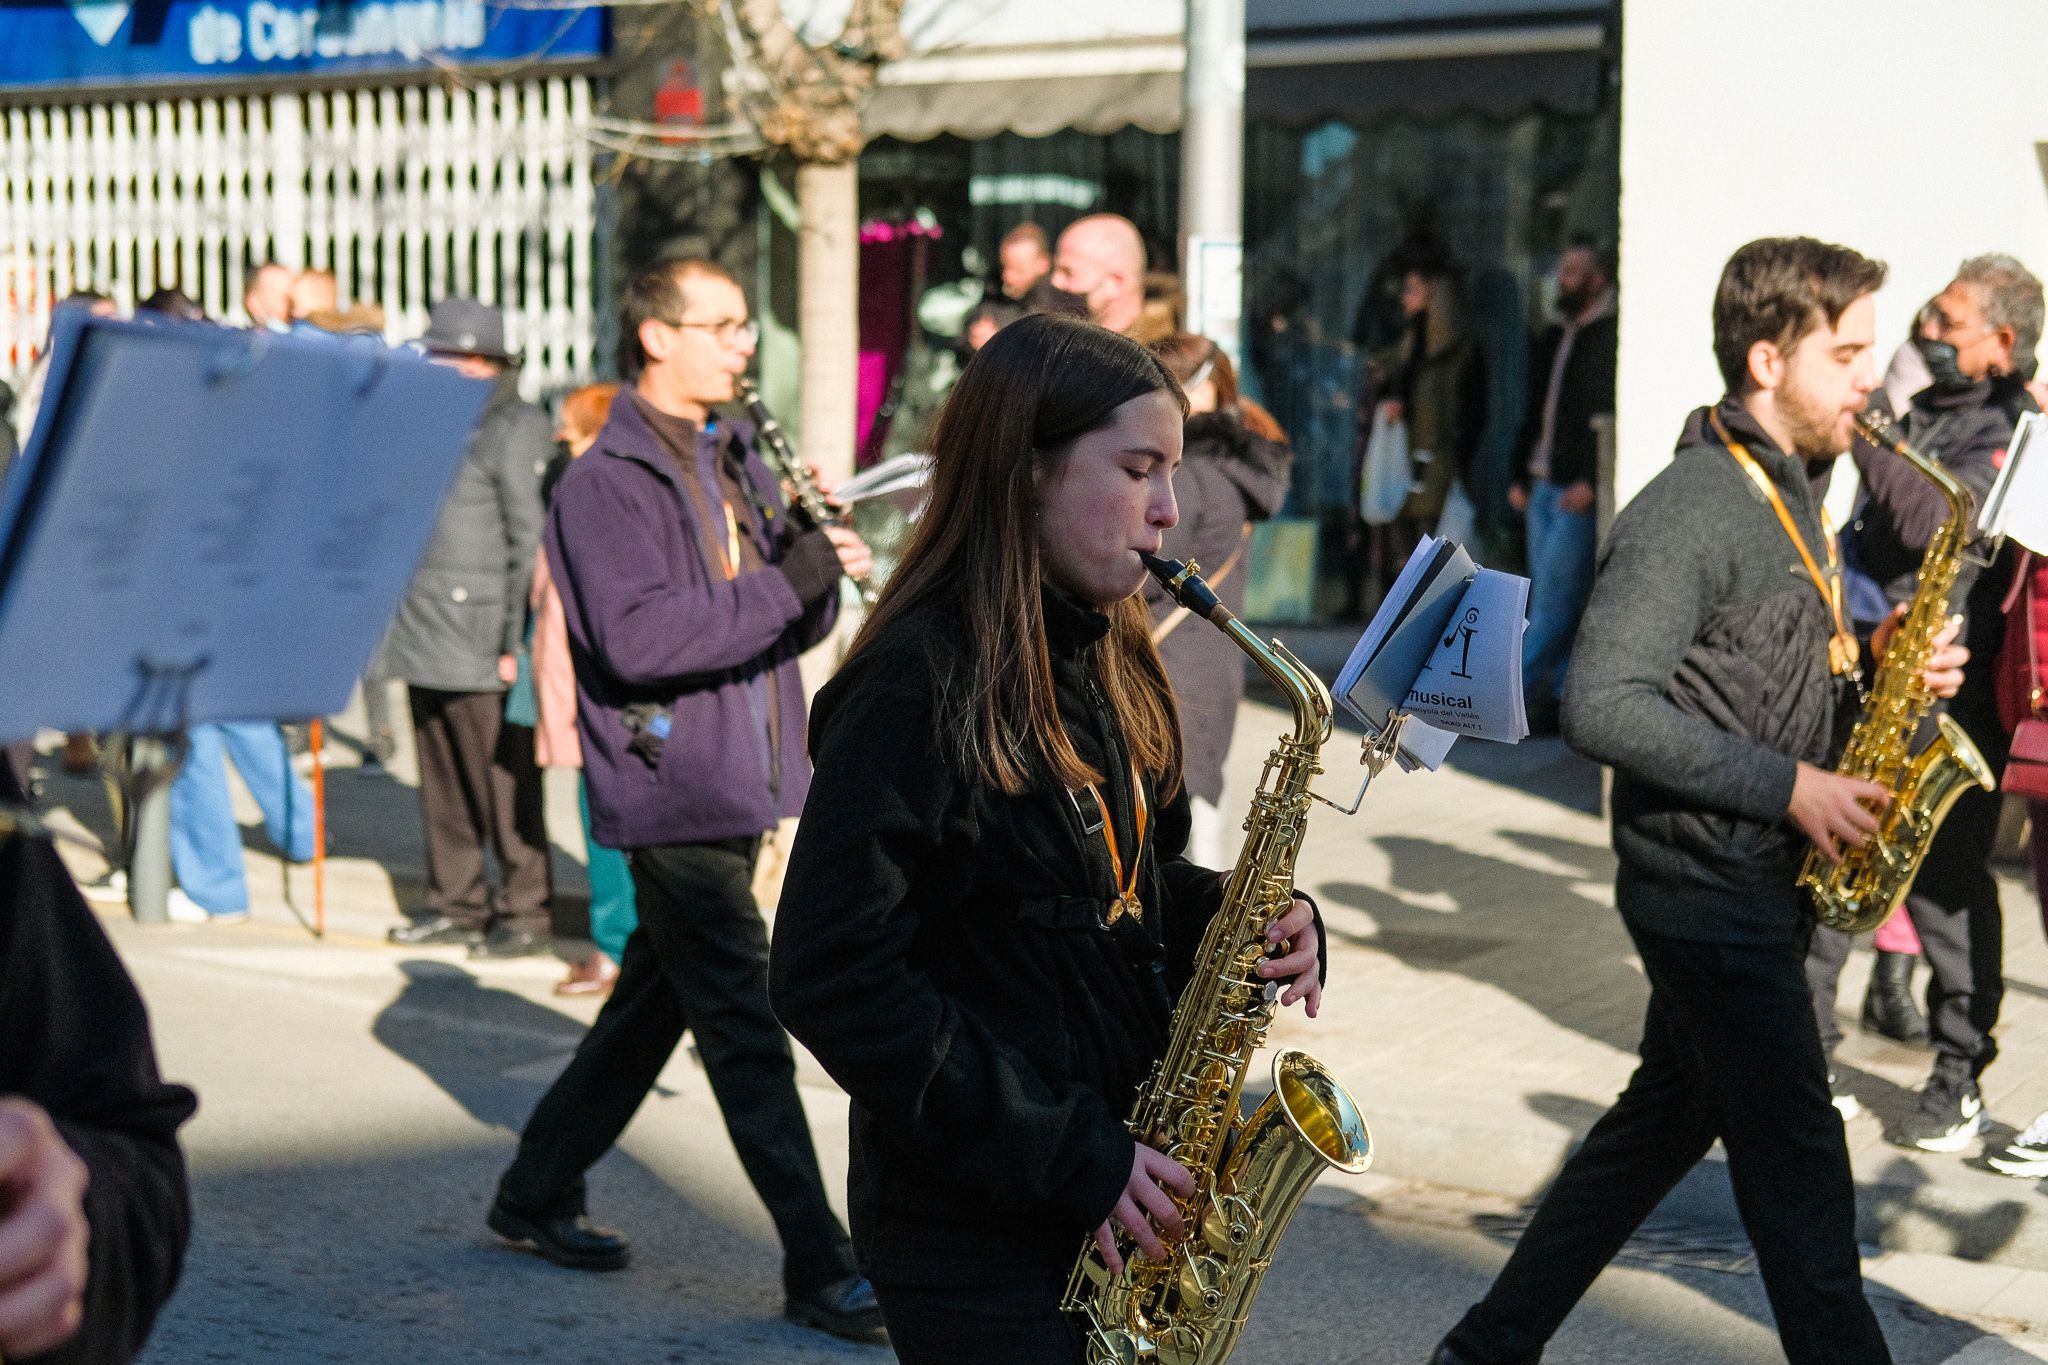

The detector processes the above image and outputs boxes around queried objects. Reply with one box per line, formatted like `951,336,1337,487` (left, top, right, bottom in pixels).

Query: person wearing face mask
1052,214,1148,338
1808,254,2044,1155
1145,334,1294,867
768,314,1328,1363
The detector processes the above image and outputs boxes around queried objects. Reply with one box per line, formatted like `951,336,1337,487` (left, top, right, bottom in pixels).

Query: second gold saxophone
1800,413,1997,933
1063,552,1372,1365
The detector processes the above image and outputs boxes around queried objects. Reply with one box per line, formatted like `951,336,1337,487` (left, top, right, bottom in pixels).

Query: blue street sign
0,1,607,90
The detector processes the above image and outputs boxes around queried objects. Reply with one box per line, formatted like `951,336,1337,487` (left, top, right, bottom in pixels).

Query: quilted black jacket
1564,399,1857,943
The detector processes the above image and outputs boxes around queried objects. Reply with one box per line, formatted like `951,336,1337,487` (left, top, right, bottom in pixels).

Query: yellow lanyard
1084,761,1150,926
1709,411,1861,679
721,502,742,582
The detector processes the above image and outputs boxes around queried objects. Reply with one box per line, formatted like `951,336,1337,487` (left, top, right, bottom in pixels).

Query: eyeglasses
665,317,758,348
1925,305,1997,346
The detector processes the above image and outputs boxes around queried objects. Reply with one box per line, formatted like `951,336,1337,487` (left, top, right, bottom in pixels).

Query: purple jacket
545,391,837,850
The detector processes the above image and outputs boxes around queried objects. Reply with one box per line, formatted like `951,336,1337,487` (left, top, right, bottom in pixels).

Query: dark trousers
497,836,854,1293
872,1271,1082,1365
1445,924,1891,1365
1805,708,2007,1080
1902,773,2005,1081
1805,922,1855,1057
407,685,550,931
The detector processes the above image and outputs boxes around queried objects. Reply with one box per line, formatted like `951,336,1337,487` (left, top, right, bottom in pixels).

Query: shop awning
858,0,1612,142
864,37,1183,141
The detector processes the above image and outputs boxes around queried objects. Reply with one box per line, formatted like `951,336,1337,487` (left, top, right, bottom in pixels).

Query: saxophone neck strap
1082,760,1150,926
1709,410,1860,678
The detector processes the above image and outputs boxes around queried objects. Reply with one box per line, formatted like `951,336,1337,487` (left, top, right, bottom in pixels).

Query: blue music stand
0,311,491,922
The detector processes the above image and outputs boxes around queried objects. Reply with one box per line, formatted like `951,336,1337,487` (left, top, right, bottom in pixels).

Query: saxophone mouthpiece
1141,552,1222,619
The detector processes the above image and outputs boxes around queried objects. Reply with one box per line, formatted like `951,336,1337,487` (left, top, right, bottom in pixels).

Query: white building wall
1616,0,2048,507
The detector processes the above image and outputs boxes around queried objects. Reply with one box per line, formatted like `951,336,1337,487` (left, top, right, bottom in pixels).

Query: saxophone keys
1177,1252,1228,1316
1086,1329,1145,1365
1201,1192,1259,1251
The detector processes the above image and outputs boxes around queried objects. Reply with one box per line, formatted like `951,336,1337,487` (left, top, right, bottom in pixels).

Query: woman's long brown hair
848,314,1188,797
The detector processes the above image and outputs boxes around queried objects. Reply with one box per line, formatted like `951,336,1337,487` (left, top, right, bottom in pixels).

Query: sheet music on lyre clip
1980,410,2048,553
1329,536,1532,777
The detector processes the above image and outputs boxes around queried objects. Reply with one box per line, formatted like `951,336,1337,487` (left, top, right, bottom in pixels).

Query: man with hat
383,297,553,957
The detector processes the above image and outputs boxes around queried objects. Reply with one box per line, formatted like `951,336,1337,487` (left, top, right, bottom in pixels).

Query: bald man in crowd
1053,213,1147,335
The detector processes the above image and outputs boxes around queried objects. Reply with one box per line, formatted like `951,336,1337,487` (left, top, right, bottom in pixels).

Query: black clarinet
735,377,877,605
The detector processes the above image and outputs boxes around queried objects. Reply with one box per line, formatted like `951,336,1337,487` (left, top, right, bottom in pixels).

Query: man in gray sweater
1430,238,1968,1365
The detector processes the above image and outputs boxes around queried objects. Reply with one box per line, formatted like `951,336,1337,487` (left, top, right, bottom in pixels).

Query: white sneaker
166,889,248,925
1828,1071,1862,1122
80,868,128,903
1988,1110,2048,1178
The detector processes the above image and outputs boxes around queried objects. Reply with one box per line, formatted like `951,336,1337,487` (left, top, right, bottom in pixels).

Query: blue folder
0,311,490,742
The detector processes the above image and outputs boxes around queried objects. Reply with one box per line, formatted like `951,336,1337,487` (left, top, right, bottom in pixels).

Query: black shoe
386,915,483,947
487,1199,629,1271
785,1275,888,1344
1860,949,1930,1046
469,925,551,960
1890,1071,1989,1153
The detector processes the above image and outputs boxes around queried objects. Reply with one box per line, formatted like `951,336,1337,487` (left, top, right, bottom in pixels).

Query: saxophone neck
1853,412,1973,522
1141,553,1332,749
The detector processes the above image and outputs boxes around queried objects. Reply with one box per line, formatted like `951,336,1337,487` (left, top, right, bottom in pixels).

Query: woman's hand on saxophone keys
1094,1145,1197,1274
1259,896,1322,1018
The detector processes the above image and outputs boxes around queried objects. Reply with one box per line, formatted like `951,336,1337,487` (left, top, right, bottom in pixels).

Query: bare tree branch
702,0,906,164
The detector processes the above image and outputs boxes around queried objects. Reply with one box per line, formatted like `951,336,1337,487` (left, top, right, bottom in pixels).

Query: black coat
1145,412,1292,804
1,766,196,1364
1564,399,1853,944
379,373,550,691
1852,378,2035,728
769,589,1232,1287
1515,310,1617,490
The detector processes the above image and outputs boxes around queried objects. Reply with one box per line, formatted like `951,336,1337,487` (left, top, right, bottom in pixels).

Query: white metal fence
0,74,599,399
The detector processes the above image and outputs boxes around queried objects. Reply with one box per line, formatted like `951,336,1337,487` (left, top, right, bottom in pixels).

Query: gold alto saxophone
1063,552,1373,1365
1800,412,1997,932
734,376,878,604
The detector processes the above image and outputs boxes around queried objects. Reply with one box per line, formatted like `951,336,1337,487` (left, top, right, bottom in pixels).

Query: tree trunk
796,159,858,483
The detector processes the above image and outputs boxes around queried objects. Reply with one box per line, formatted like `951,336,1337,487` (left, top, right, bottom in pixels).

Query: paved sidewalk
40,656,2048,1279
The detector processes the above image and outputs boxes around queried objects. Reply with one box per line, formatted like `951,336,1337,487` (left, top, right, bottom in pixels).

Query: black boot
1861,949,1930,1046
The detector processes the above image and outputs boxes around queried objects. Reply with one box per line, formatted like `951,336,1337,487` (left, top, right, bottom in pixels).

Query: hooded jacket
1144,410,1293,804
1564,399,1854,943
771,589,1258,1286
544,391,839,850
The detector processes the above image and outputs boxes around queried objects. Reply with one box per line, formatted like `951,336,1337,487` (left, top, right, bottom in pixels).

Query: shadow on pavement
1249,1193,1989,1364
1319,828,1646,1053
127,958,893,1365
